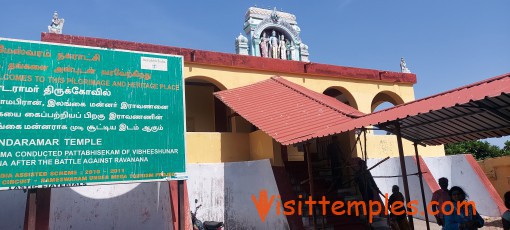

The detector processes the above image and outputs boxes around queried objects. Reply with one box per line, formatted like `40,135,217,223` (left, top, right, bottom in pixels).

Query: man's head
392,185,399,194
331,135,339,143
504,191,510,209
438,177,448,190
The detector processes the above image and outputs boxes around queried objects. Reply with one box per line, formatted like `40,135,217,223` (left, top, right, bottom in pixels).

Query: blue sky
2,0,509,147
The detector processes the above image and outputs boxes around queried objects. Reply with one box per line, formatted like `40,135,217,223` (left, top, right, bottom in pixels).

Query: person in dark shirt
502,191,510,230
431,177,450,226
389,185,410,230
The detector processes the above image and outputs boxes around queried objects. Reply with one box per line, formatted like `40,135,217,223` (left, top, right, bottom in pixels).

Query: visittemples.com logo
251,189,476,223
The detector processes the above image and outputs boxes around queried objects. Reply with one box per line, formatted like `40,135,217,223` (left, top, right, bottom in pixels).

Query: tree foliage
504,140,510,152
444,140,510,161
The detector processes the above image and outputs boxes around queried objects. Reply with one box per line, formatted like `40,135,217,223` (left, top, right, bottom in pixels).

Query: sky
1,0,509,147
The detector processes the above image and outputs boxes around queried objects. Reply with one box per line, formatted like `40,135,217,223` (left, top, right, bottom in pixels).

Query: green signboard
0,38,186,190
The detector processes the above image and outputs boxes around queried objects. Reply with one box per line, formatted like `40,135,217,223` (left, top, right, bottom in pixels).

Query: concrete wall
367,156,436,221
49,183,173,230
0,190,26,229
362,134,445,158
478,155,510,199
368,154,505,219
187,160,289,229
424,154,506,216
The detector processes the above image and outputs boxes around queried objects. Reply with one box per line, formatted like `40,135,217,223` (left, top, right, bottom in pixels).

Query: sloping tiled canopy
215,73,510,146
213,76,364,145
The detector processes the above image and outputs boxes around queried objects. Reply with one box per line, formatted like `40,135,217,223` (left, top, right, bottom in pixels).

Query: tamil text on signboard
0,38,186,190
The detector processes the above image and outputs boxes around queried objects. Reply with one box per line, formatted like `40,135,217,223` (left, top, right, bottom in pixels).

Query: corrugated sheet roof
213,76,364,145
313,72,510,145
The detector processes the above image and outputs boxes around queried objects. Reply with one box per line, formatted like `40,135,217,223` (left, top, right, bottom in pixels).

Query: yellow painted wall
185,85,215,132
478,156,510,199
287,145,305,161
249,130,283,166
183,62,445,165
184,64,416,114
186,132,250,163
272,140,284,167
358,134,445,158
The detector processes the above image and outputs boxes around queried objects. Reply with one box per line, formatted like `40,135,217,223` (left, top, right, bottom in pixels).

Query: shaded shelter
214,72,510,230
311,72,510,229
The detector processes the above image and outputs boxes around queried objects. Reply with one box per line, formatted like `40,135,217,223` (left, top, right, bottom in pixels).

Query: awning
313,73,510,145
213,76,364,145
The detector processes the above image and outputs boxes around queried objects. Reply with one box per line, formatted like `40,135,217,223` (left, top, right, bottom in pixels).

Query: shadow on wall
50,182,173,230
0,190,26,229
187,159,289,229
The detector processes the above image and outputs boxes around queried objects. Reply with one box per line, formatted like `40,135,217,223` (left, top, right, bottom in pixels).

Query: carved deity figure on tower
279,35,287,60
269,30,279,59
260,32,269,58
48,11,65,34
285,39,291,60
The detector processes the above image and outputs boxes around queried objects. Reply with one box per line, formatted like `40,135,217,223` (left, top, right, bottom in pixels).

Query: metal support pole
304,143,316,230
414,143,430,230
395,121,414,229
178,180,185,230
363,128,368,162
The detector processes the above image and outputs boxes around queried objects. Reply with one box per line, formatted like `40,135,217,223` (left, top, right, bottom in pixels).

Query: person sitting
502,191,510,230
444,186,484,230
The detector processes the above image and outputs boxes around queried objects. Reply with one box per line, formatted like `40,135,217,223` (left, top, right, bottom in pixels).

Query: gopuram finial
48,11,65,34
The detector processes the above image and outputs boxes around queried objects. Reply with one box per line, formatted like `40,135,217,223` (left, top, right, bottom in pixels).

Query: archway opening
185,76,230,132
371,91,405,135
371,91,404,113
322,87,358,109
318,87,359,168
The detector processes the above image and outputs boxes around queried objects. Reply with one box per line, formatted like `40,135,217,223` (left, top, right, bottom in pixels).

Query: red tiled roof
214,76,364,145
313,72,510,145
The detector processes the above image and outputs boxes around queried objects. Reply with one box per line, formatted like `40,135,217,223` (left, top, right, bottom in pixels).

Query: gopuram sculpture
235,7,310,62
279,35,287,60
400,57,411,73
269,30,279,59
48,11,64,34
260,32,269,58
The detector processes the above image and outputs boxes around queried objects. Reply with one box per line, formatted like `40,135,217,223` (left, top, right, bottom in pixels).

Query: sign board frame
0,37,187,190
